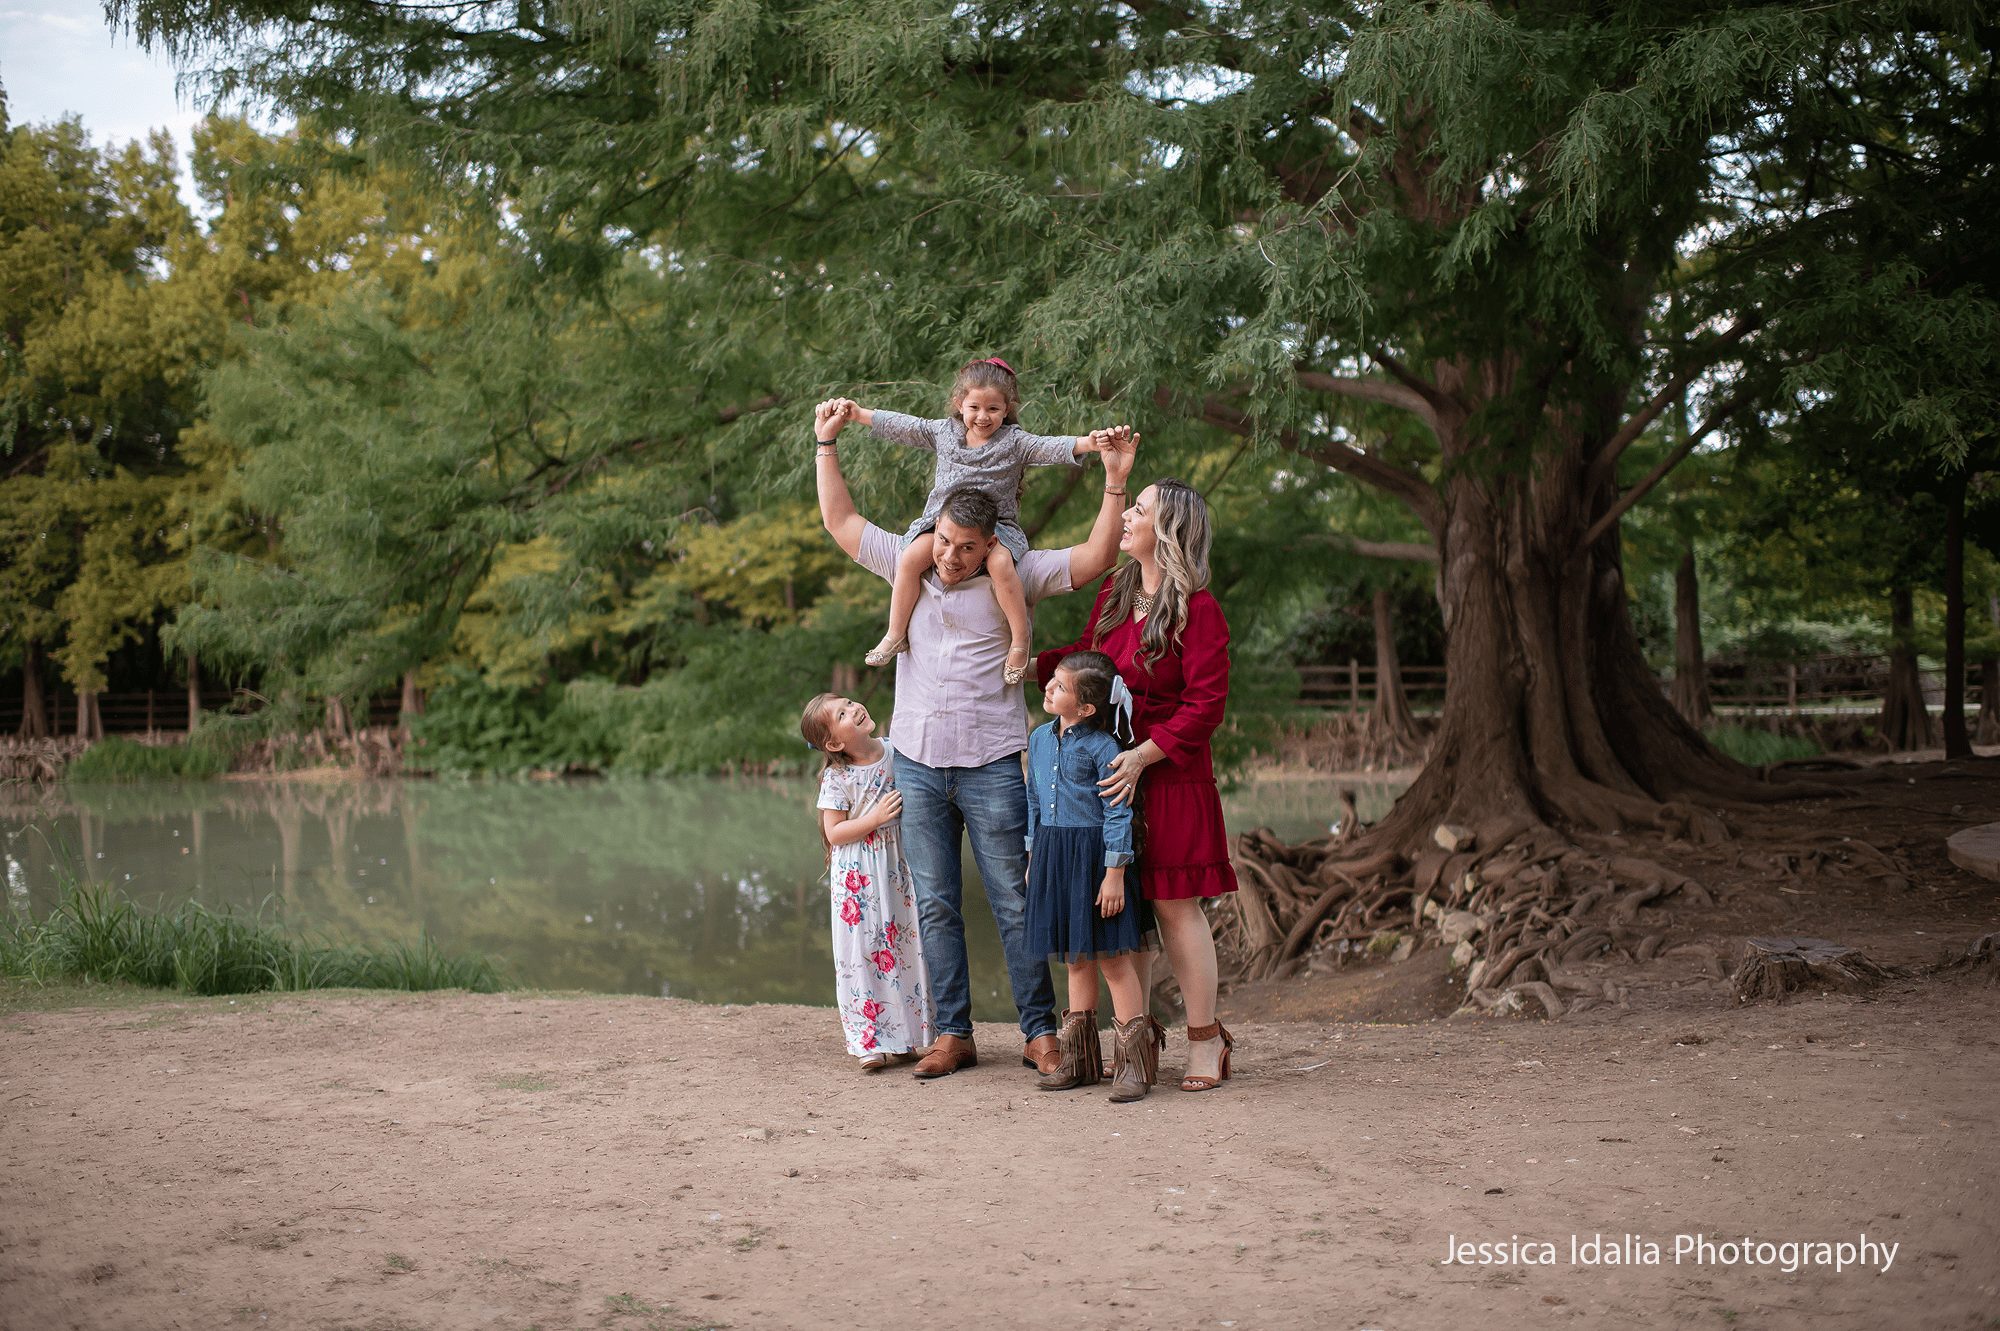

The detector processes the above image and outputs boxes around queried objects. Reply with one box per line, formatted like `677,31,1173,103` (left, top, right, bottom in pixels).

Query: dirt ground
3,764,1998,1331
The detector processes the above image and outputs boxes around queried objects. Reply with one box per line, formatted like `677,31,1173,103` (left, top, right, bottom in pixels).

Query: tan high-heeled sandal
1179,1021,1234,1092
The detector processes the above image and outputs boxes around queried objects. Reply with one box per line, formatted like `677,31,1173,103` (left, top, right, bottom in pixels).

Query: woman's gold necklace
1132,590,1155,618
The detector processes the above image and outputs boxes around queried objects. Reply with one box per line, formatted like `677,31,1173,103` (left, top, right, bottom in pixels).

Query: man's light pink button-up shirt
855,522,1074,769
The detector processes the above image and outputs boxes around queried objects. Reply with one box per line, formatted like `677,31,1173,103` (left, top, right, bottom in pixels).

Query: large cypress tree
113,1,1998,984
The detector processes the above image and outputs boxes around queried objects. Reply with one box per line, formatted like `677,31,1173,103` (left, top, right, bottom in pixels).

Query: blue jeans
894,751,1056,1043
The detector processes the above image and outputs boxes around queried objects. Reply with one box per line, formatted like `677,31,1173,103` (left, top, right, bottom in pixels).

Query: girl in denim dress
1023,650,1162,1100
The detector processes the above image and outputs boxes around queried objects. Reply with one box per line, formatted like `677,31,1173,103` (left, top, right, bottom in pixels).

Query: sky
0,0,224,205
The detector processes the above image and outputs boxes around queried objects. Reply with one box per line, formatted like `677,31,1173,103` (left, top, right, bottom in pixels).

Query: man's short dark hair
937,487,999,538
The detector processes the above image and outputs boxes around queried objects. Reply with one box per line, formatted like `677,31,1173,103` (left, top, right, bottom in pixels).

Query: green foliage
64,736,229,782
1702,725,1820,768
0,879,505,995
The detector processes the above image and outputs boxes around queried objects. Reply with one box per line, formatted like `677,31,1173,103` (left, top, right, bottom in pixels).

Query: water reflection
0,775,1404,1018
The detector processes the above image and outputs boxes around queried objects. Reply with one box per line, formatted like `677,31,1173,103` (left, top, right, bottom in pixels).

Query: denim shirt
1023,721,1135,868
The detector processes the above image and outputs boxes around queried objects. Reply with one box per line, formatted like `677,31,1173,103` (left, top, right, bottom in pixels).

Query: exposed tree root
1224,806,1715,1019
1219,773,1927,1021
1729,937,1903,1004
1932,933,1999,986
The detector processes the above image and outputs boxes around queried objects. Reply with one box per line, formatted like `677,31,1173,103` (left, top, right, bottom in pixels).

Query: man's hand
814,399,848,443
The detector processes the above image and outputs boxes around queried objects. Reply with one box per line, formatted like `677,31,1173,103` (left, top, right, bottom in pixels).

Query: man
812,398,1136,1078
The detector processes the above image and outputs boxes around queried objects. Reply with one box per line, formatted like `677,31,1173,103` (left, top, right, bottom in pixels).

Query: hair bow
1109,674,1135,734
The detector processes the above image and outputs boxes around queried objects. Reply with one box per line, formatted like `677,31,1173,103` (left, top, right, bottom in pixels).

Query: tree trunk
1879,584,1934,751
75,689,102,742
17,641,49,739
1360,448,1764,853
1671,546,1714,727
186,652,202,734
1364,586,1425,764
1220,428,1775,995
1941,479,1971,759
398,670,425,742
1979,594,1999,746
325,695,352,741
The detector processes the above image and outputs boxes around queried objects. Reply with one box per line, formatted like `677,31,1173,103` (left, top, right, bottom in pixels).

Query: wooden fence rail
0,654,1988,735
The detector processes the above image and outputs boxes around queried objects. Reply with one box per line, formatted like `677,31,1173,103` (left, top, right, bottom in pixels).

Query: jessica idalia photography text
1442,1233,1900,1275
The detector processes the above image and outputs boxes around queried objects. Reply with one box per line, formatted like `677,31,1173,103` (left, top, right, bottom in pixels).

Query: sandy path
2,979,1995,1331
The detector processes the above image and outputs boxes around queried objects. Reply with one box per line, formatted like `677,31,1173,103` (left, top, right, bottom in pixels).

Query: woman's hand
1098,746,1151,807
1096,872,1126,918
1099,425,1138,490
868,789,903,828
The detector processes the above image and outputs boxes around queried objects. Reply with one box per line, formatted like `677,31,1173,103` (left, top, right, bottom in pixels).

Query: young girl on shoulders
1023,650,1163,1102
832,358,1105,684
801,693,934,1071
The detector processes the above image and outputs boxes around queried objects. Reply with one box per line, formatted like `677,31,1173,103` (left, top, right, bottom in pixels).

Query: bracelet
1104,487,1126,496
816,443,838,453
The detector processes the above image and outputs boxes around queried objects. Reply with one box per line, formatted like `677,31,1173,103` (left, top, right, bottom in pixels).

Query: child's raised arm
845,401,945,452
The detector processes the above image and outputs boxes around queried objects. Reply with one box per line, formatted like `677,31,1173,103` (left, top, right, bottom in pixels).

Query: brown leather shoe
911,1033,977,1079
1022,1033,1062,1075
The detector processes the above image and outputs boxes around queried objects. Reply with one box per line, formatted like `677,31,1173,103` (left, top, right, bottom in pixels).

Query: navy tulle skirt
1026,825,1158,964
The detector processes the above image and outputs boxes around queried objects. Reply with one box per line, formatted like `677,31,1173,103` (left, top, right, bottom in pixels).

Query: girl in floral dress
801,692,934,1070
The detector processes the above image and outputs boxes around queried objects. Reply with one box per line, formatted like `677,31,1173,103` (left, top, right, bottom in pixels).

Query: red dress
1036,578,1239,901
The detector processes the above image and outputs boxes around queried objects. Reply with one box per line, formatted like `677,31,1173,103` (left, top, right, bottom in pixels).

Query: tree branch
1192,392,1441,535
1586,315,1760,493
1312,534,1439,563
1577,391,1750,554
1295,369,1437,432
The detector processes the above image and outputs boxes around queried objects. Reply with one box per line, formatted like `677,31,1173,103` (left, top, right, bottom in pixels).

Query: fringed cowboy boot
1107,1012,1165,1103
1035,1009,1102,1091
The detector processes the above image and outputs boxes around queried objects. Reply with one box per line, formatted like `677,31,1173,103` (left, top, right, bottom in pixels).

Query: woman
1034,478,1237,1091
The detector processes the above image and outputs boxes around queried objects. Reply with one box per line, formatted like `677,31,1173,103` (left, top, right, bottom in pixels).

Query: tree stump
1730,937,1901,1004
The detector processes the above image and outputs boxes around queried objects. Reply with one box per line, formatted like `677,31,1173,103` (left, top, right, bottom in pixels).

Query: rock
1366,930,1404,958
1453,870,1479,900
738,1127,773,1141
1434,823,1476,853
1946,822,2000,882
1439,910,1484,944
1389,936,1416,963
1450,940,1477,970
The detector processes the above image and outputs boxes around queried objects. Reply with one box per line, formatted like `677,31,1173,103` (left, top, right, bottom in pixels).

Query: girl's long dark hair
1055,651,1134,747
800,692,849,860
1054,651,1144,860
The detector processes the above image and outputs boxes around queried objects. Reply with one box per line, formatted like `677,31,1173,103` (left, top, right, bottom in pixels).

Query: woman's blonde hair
948,357,1021,425
1095,479,1212,669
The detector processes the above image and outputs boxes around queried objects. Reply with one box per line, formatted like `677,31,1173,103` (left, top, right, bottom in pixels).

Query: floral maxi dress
817,741,935,1060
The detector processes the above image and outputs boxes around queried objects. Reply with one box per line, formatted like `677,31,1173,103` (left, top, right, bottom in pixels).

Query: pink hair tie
982,357,1016,376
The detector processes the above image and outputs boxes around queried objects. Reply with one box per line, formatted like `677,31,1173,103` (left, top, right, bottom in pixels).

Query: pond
1,774,1406,1021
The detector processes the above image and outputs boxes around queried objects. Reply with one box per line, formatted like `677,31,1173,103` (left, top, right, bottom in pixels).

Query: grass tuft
0,879,506,997
65,736,231,782
1703,723,1820,767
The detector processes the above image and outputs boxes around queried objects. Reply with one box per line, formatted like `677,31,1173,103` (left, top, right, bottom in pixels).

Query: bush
0,880,506,996
1704,724,1820,766
65,736,230,783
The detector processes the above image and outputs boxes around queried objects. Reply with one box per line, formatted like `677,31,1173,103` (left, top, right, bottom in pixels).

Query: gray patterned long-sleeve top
867,409,1083,563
